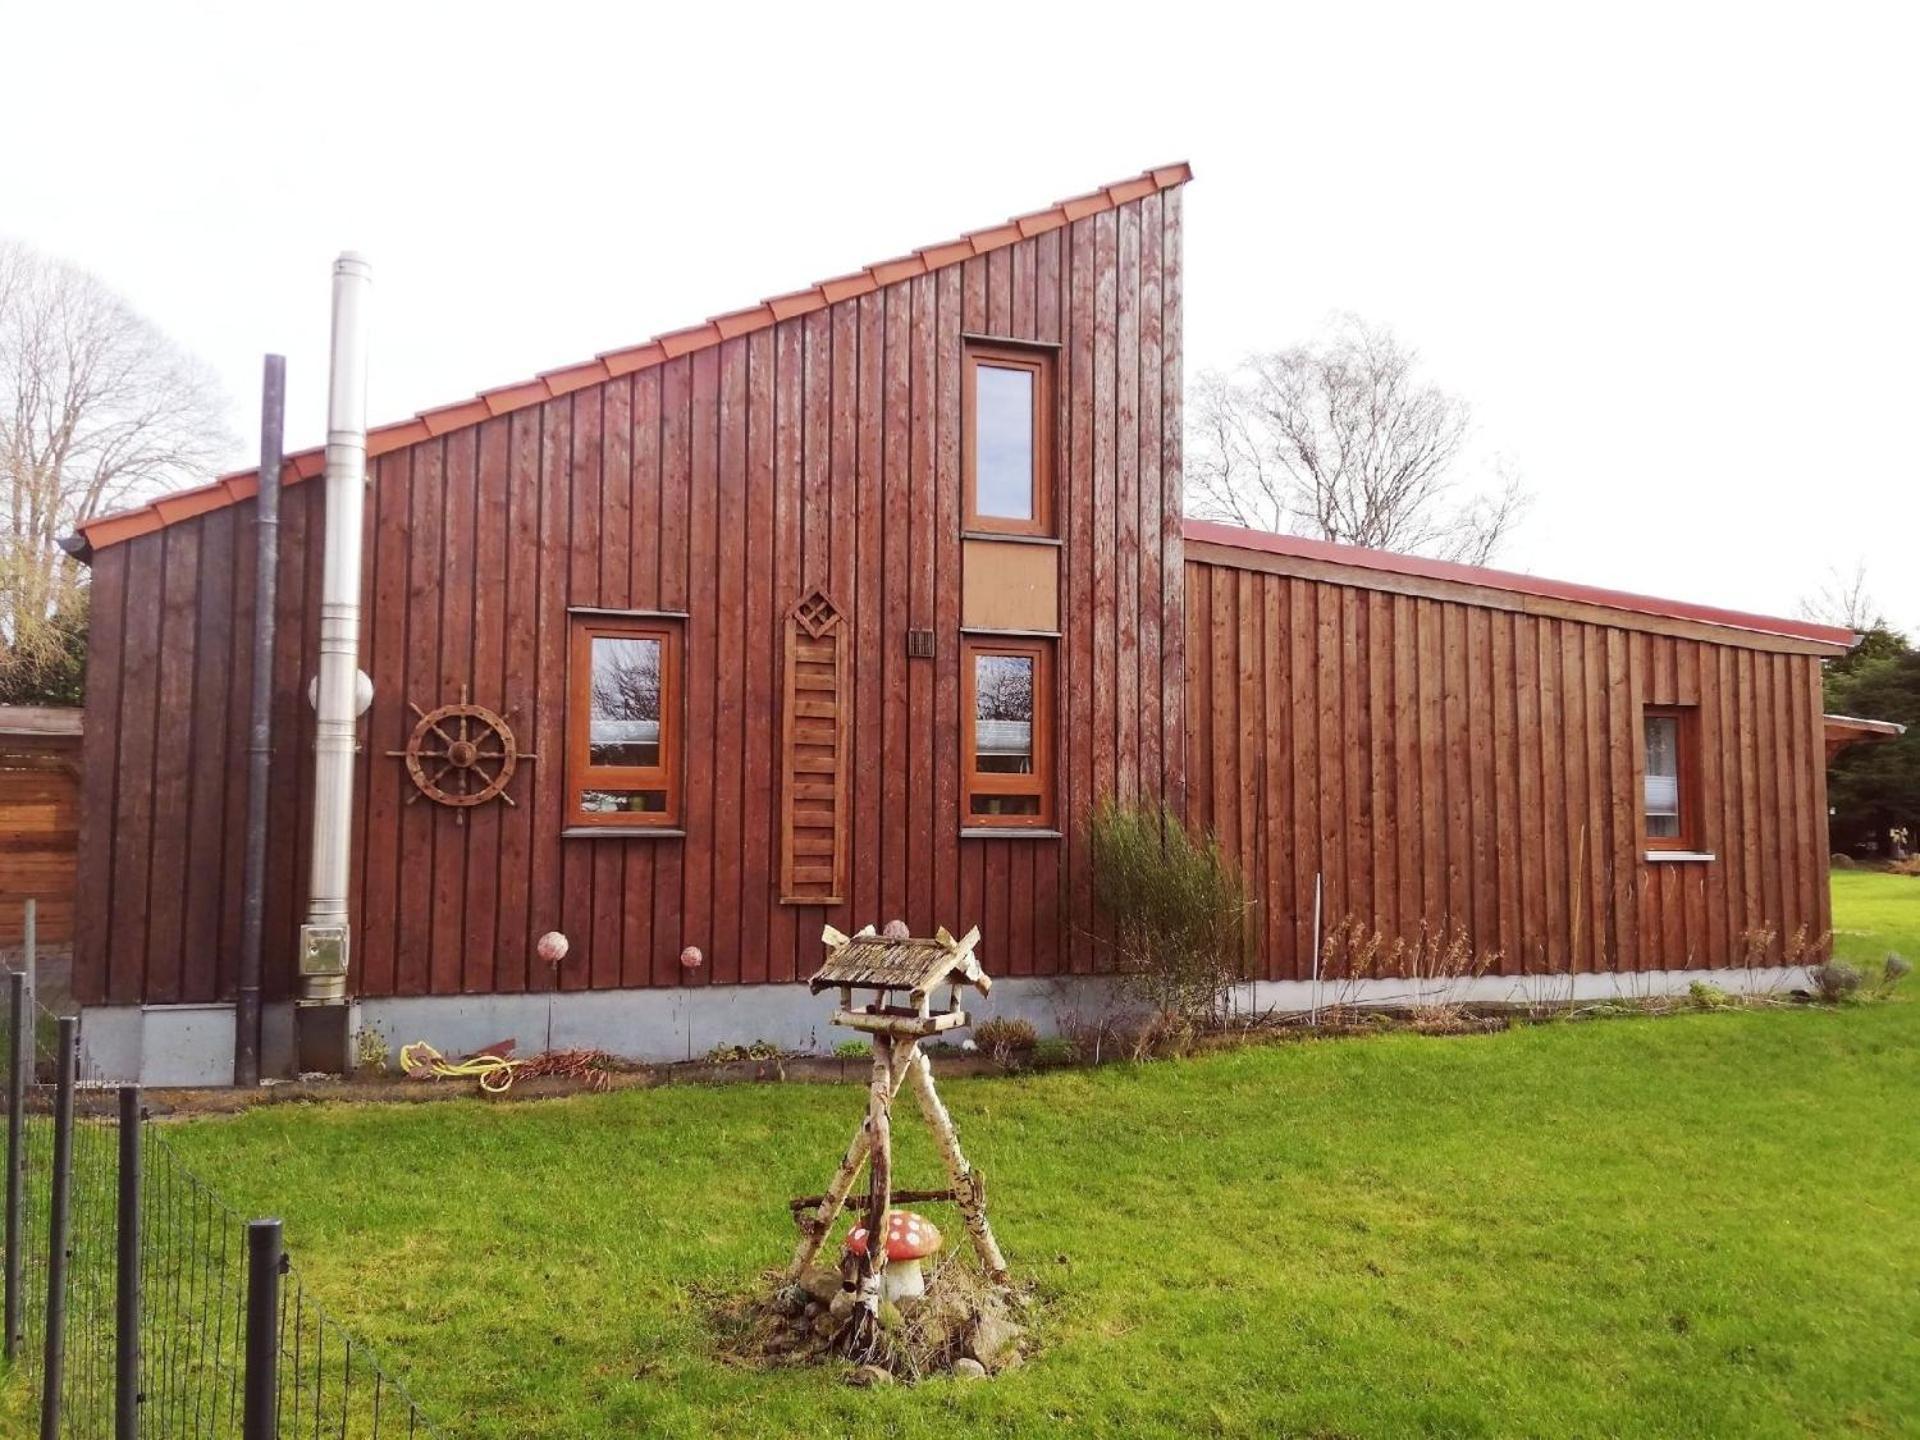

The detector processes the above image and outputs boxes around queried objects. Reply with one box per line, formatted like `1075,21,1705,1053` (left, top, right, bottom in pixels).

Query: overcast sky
7,0,1915,632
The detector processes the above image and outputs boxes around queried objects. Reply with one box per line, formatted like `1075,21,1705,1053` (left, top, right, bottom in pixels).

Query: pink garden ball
536,931,569,965
680,946,704,969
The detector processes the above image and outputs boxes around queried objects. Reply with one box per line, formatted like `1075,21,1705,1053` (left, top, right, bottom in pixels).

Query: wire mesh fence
2,968,443,1438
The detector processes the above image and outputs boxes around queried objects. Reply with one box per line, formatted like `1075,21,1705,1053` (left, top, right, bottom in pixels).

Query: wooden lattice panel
780,588,849,904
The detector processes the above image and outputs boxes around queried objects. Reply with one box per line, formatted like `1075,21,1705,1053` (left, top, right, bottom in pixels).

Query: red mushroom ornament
845,1210,943,1301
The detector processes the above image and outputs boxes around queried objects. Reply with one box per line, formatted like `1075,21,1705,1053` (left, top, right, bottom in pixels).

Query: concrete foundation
75,965,1813,1087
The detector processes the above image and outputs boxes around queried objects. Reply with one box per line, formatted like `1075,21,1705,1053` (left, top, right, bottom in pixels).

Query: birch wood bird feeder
788,921,1010,1361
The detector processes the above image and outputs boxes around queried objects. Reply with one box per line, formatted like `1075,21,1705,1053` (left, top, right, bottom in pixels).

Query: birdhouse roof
807,925,991,999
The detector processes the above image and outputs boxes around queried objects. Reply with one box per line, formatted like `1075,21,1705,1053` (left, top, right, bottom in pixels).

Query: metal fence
2,969,441,1438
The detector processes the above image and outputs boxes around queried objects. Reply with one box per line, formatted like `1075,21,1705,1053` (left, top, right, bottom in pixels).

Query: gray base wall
76,965,1814,1087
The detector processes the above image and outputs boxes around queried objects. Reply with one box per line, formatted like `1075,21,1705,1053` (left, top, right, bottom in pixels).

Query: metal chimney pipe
298,254,371,1040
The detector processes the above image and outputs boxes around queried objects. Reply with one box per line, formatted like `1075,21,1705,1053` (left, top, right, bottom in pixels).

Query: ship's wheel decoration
385,685,535,823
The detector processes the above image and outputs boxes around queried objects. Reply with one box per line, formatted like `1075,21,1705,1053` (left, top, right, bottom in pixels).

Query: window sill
961,530,1062,548
960,827,1063,840
561,826,686,840
1645,850,1715,863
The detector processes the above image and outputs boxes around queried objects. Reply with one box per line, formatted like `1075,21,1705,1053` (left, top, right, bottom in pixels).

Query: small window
963,637,1053,828
1643,705,1698,850
567,616,681,827
964,342,1053,536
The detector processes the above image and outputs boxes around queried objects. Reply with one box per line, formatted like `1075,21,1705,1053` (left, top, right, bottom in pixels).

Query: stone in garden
829,1289,856,1322
968,1311,1023,1369
800,1266,842,1303
847,1364,895,1387
773,1284,807,1317
812,1312,838,1339
952,1357,988,1380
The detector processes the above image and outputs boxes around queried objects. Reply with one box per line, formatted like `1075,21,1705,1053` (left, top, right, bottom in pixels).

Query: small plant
1129,1009,1197,1061
1806,960,1863,1003
1088,801,1254,1034
706,1039,781,1063
1687,980,1733,1011
354,1026,391,1073
1877,952,1911,996
833,1039,868,1059
1032,1036,1076,1067
973,1015,1038,1070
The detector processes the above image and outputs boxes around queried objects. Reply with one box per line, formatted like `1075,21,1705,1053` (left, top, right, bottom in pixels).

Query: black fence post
4,971,23,1363
244,1219,283,1440
39,1016,75,1440
115,1086,141,1440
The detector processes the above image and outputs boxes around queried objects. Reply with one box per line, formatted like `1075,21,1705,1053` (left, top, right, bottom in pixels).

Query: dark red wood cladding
1182,549,1834,979
73,191,1187,1005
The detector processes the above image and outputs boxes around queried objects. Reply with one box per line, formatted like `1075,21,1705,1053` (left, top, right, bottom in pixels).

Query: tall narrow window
964,342,1054,536
1642,705,1698,851
963,637,1054,828
567,616,681,828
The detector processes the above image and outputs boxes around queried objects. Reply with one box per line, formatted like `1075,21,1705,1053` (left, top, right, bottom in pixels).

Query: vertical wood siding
73,192,1186,1005
1183,556,1833,979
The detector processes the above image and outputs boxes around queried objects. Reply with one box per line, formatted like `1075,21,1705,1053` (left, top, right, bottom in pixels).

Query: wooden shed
59,162,1859,1076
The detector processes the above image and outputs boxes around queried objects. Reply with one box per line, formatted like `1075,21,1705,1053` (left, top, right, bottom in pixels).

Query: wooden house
61,164,1857,1081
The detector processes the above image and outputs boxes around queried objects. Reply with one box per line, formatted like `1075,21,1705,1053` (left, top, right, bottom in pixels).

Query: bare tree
1,239,231,669
1798,560,1885,634
1187,315,1527,564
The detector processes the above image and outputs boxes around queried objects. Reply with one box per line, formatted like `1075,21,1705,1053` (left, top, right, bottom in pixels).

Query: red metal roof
77,163,1194,553
1183,519,1857,650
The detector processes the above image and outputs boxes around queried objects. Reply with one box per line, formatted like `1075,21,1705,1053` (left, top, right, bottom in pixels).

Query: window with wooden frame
567,616,681,828
1642,705,1700,851
963,637,1054,828
963,341,1054,537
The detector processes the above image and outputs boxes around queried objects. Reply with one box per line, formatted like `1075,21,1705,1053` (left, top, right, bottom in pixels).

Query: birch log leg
837,1036,900,1360
906,1048,1010,1284
786,1045,917,1278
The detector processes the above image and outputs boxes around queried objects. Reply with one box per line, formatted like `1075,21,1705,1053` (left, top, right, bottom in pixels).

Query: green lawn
25,875,1920,1436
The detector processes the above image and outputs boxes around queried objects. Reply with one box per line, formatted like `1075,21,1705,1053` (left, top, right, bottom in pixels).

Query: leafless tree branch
1186,314,1529,563
0,239,232,660
1797,560,1884,633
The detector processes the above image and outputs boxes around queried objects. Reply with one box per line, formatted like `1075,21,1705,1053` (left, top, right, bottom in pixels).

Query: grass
15,875,1920,1436
1829,868,1920,967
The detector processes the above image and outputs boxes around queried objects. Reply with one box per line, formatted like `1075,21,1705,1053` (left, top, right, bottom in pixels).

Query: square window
964,637,1053,828
964,342,1053,536
568,617,681,827
1642,705,1698,850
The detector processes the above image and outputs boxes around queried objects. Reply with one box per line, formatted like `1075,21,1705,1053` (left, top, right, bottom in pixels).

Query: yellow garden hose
398,1041,522,1094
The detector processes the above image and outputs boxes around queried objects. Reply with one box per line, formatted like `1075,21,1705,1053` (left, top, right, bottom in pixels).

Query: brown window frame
962,636,1055,829
1642,704,1701,852
963,340,1055,537
566,615,683,829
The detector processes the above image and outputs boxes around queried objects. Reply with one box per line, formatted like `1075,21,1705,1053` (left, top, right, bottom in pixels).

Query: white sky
6,0,1915,632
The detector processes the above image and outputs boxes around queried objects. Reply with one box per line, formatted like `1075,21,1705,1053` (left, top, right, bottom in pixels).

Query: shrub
833,1039,868,1059
973,1015,1038,1070
1088,801,1253,1031
1807,961,1863,1003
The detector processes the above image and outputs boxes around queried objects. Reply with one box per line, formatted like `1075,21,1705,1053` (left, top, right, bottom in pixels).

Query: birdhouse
788,920,1011,1362
808,923,990,1037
